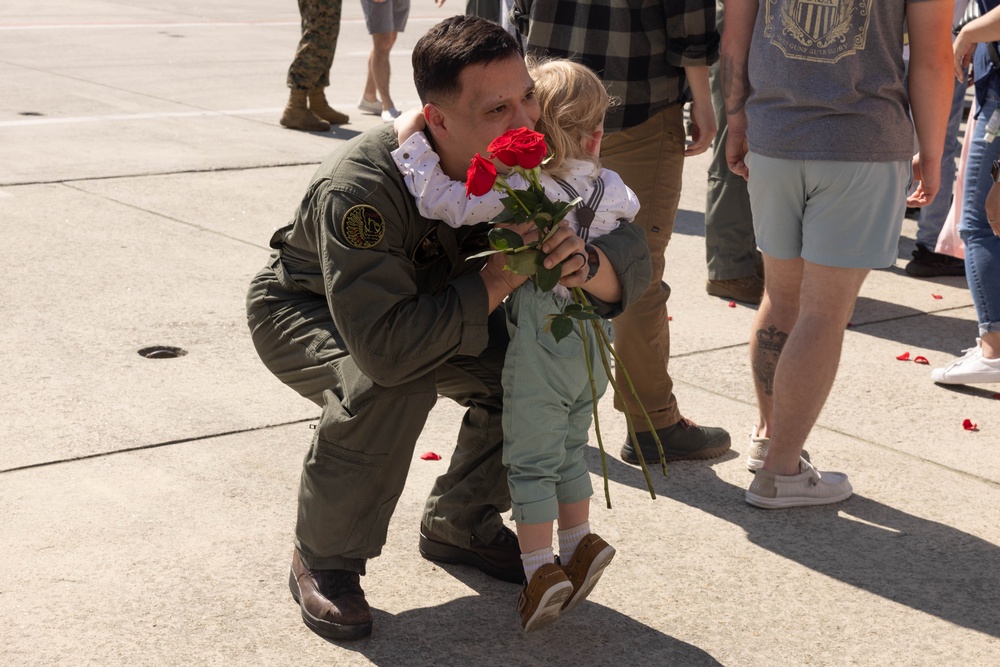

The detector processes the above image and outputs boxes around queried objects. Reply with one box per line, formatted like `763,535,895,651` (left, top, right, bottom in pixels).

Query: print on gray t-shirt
746,0,925,162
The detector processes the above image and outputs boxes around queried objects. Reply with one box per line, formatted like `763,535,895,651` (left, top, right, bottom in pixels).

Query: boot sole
522,581,574,634
418,531,524,584
562,544,615,613
288,569,373,641
745,487,853,509
620,441,731,465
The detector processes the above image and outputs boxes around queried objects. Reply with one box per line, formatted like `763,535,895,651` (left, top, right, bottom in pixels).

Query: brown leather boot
307,88,349,125
280,89,331,132
288,549,372,640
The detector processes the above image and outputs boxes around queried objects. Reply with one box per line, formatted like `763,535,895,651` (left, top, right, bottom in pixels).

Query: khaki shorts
746,152,911,268
360,0,409,34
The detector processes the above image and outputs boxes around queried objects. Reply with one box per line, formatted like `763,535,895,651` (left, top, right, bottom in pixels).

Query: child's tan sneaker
559,534,616,613
516,563,573,633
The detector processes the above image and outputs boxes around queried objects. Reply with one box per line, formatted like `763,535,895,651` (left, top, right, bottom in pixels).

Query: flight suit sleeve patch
340,204,385,249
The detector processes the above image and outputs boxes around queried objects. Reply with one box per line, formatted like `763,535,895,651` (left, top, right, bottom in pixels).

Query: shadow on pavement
593,451,1000,640
328,577,722,666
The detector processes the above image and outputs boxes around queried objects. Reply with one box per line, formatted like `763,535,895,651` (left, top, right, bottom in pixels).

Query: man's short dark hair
412,15,523,105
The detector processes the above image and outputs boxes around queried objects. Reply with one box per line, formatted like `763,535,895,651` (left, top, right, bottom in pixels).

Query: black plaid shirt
515,0,719,134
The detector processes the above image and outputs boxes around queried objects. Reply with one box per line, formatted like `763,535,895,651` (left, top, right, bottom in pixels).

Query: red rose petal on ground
932,294,943,299
728,301,736,308
992,393,1000,400
896,352,911,361
913,355,929,365
420,452,442,460
668,316,673,321
962,419,979,432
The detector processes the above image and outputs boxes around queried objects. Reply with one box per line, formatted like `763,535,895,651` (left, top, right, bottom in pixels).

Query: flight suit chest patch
341,204,385,249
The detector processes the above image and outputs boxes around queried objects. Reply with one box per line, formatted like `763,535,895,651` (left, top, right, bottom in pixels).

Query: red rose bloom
488,127,547,170
466,153,498,198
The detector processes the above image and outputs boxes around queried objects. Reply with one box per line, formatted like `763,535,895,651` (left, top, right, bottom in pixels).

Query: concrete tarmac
2,2,998,665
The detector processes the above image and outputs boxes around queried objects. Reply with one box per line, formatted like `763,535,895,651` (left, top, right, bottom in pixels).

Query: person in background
723,0,953,507
514,0,734,467
932,2,1000,384
281,0,350,132
905,0,971,278
704,0,763,305
358,0,446,123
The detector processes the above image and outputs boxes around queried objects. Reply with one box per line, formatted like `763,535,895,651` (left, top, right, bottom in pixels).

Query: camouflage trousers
287,0,343,90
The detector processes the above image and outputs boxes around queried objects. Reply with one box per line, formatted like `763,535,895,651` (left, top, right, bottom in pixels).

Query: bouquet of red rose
466,127,666,506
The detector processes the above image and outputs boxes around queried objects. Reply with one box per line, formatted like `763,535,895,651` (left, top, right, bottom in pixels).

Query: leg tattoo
753,325,788,397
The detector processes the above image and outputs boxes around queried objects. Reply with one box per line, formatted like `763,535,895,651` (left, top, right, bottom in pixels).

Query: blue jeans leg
960,90,1000,336
917,76,966,249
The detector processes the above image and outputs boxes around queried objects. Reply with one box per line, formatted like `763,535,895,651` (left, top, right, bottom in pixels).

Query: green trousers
246,263,511,573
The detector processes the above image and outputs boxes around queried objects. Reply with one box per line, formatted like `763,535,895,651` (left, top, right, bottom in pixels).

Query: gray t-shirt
747,0,924,161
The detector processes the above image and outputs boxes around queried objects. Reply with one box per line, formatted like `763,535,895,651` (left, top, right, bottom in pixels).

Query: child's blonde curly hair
527,57,617,178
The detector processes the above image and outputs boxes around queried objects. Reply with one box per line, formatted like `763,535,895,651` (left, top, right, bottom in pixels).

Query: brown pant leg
599,105,686,431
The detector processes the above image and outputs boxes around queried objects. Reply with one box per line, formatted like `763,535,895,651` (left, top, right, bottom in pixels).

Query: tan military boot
308,88,349,125
280,89,330,132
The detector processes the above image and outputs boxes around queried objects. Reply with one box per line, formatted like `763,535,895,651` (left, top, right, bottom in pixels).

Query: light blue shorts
746,152,911,268
360,0,409,34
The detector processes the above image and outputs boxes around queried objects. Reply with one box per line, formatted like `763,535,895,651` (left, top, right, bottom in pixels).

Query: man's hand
907,153,940,208
985,180,1000,238
685,99,718,157
540,221,588,285
726,125,750,180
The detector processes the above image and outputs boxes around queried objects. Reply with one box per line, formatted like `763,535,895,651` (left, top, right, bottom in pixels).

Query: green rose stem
571,287,666,506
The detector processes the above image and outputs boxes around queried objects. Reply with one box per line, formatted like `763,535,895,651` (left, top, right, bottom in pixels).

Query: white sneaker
931,339,1000,384
746,426,769,471
380,108,401,122
357,96,381,114
746,460,852,509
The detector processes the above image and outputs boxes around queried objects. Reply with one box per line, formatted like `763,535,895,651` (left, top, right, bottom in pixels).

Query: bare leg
750,254,802,439
517,521,553,553
557,499,589,532
982,331,1000,359
368,32,397,111
762,260,870,475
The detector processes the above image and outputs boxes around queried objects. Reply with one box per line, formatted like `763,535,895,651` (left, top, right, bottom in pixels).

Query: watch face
993,160,1000,184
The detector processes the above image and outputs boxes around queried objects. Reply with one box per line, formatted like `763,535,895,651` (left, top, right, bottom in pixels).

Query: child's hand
394,108,426,144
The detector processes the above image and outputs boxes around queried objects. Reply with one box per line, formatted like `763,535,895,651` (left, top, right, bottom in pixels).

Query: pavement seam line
4,161,322,188
60,181,273,251
0,418,316,475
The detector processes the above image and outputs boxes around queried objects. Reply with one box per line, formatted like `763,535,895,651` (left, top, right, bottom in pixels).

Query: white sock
520,547,555,582
558,521,591,561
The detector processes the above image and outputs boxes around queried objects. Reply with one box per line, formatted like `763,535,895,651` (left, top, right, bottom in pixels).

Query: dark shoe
620,417,732,465
904,243,965,277
706,275,764,304
289,550,372,641
419,523,525,584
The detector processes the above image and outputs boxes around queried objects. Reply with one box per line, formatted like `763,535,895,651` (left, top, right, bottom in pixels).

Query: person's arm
954,5,1000,80
720,0,758,180
907,0,957,207
581,219,651,318
684,65,717,156
392,131,507,226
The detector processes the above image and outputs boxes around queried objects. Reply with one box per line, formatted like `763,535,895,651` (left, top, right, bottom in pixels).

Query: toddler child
393,58,641,633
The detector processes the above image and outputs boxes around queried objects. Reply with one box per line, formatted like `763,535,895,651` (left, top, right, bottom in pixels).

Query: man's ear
425,103,447,139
